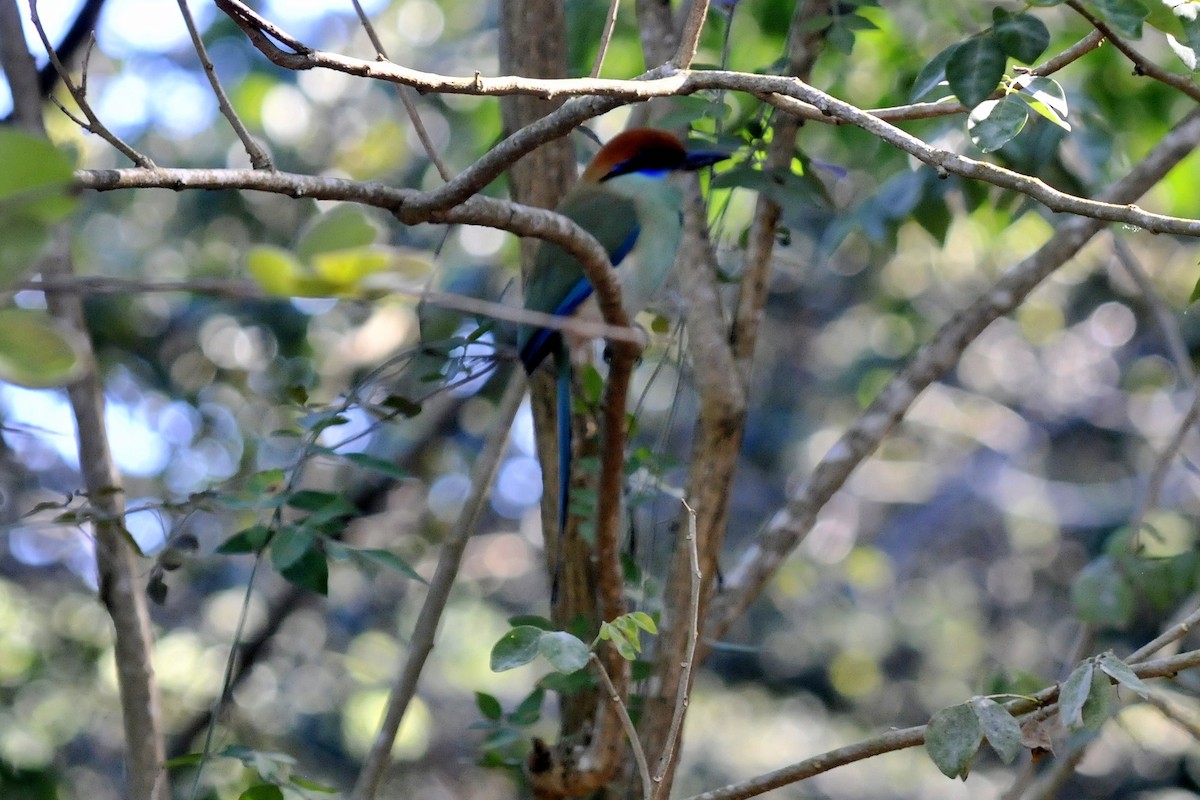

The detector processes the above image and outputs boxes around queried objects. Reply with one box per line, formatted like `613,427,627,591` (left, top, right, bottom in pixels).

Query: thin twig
590,0,621,78
652,499,701,799
590,652,652,800
680,648,1200,800
174,0,272,169
1066,0,1200,103
1111,235,1199,548
1127,602,1200,662
19,275,648,348
350,373,526,800
673,0,711,68
349,0,452,181
1111,236,1193,381
1,4,165,798
28,0,155,167
708,106,1200,640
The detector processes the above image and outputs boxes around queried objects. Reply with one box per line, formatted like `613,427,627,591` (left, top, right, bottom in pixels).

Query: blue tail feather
551,345,572,599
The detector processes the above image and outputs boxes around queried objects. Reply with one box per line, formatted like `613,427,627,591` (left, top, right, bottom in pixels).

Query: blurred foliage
2,0,1200,798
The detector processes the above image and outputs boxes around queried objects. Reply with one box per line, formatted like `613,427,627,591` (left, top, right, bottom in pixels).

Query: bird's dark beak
681,150,730,171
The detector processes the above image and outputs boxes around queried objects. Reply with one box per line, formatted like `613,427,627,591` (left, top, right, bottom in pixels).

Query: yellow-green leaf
296,205,380,262
0,308,88,388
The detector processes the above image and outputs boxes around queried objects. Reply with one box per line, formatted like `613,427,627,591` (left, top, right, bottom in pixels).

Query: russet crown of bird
582,128,701,182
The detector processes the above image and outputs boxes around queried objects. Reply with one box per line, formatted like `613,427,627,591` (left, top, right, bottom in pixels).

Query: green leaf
279,545,328,595
945,36,1007,108
967,95,1030,153
490,626,543,672
509,687,546,725
287,490,354,515
628,611,657,634
164,752,205,768
992,10,1050,63
270,526,312,571
380,394,423,418
247,469,287,494
246,246,318,297
345,547,425,583
146,572,169,605
217,524,271,554
925,702,983,779
1081,667,1114,730
1189,271,1200,303
1071,556,1135,628
598,622,639,660
239,785,284,800
0,309,88,388
289,775,338,793
538,631,590,673
507,615,556,631
475,691,503,721
1146,0,1200,38
0,131,77,287
1014,76,1071,130
711,163,829,208
309,246,399,293
296,205,380,262
537,667,595,694
1059,661,1093,729
910,43,961,101
969,697,1022,764
340,452,408,479
1088,0,1149,37
0,129,75,207
1096,652,1150,699
579,364,605,405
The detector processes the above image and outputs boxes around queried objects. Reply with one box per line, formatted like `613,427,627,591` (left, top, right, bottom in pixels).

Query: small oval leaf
1096,652,1151,699
968,95,1030,153
925,703,983,780
970,697,1023,764
538,631,590,674
993,10,1051,63
0,309,88,388
946,36,1007,108
490,626,543,672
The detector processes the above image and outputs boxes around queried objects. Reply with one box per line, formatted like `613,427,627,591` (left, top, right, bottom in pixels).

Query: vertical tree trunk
498,0,603,744
0,3,166,798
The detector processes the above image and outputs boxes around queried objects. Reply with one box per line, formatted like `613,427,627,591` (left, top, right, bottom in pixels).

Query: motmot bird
517,128,728,540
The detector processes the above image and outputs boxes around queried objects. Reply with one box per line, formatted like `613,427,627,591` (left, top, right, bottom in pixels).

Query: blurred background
3,0,1200,798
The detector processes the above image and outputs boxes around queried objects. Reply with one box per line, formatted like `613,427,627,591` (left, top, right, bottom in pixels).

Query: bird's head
581,128,728,183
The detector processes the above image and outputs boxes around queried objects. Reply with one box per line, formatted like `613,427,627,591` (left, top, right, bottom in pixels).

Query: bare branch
673,0,711,68
351,374,526,800
1067,0,1200,103
590,653,652,800
19,275,648,347
682,648,1200,800
349,0,452,182
1111,236,1199,547
591,0,622,78
28,0,155,167
1127,602,1200,662
652,499,701,799
1,3,165,797
174,0,272,169
708,106,1200,641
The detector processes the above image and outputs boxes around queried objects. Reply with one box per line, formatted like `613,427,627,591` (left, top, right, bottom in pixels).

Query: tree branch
708,105,1200,640
351,374,526,800
682,647,1200,800
1,3,165,797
